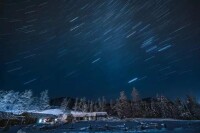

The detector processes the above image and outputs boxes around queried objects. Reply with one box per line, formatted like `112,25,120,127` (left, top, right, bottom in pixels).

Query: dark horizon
1,0,200,100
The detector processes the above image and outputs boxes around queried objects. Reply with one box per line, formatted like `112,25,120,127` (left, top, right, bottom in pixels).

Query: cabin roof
71,112,107,117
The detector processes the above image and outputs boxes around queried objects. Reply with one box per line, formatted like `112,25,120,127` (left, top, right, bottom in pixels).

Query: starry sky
0,0,200,99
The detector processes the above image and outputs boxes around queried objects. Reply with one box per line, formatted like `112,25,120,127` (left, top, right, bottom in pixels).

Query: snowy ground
1,119,200,133
1,109,200,132
33,109,65,116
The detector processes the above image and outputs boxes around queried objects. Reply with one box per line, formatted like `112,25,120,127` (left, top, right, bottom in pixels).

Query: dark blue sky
0,0,200,99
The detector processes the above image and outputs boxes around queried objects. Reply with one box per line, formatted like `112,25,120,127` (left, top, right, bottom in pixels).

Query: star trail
0,0,200,99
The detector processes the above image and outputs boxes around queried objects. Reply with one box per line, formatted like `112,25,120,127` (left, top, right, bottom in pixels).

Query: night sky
0,0,200,99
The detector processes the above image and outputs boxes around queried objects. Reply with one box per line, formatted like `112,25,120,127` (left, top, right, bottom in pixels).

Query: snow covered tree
94,103,98,112
131,88,140,102
98,96,106,112
150,98,159,117
0,90,51,113
157,95,172,118
73,98,79,111
0,90,6,111
20,90,33,112
89,100,94,112
30,96,40,111
83,101,88,112
0,90,34,113
140,101,151,117
102,96,107,111
0,91,16,112
0,90,25,113
97,98,102,112
13,91,24,113
173,98,185,118
115,91,132,118
78,97,86,112
61,98,70,111
108,99,116,115
186,95,200,119
39,90,50,110
131,88,141,117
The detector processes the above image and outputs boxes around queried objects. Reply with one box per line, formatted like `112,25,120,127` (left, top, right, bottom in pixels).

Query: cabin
38,112,108,124
71,112,108,121
37,110,108,124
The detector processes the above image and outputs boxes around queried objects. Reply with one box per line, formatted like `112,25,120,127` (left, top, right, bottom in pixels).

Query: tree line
1,89,199,120
0,90,50,114
60,88,200,120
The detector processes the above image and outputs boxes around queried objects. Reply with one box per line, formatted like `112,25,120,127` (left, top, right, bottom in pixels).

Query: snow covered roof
28,109,107,117
94,112,108,116
36,109,65,116
71,111,107,117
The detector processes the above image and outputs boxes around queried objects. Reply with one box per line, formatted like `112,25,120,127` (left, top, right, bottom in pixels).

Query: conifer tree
115,91,131,118
40,90,50,110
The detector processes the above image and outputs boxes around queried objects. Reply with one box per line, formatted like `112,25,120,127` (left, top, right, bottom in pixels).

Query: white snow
35,109,65,116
